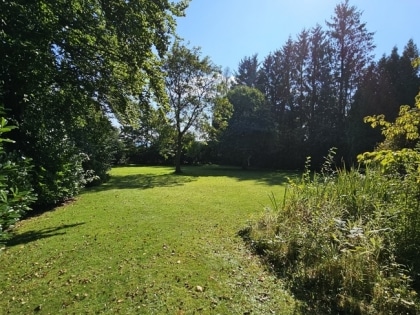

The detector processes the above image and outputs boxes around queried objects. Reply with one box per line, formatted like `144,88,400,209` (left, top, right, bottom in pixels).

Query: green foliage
345,41,420,162
73,114,121,185
363,98,420,150
358,148,420,176
358,91,420,283
1,0,188,206
357,92,420,182
163,41,221,173
413,57,420,68
245,154,419,314
0,116,36,245
235,54,260,87
20,99,98,207
219,86,276,168
205,96,233,142
31,140,89,207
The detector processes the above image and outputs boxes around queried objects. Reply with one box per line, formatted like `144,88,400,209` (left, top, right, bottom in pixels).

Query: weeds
245,151,419,314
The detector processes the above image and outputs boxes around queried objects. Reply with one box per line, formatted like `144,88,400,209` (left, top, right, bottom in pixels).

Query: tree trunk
241,154,251,170
175,134,182,174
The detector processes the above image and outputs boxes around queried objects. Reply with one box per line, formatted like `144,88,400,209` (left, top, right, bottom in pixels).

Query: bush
0,117,36,245
29,131,101,207
244,149,419,314
73,115,121,186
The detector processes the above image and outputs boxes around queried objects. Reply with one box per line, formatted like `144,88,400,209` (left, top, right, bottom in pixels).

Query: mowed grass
0,165,300,314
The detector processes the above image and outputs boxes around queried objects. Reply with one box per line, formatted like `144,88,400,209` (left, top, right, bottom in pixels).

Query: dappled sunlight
0,165,298,314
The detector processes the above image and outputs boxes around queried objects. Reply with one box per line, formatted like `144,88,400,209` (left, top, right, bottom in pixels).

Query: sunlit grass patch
0,165,299,314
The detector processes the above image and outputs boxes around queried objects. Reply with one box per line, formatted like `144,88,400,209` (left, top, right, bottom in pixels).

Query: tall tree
258,52,283,120
163,42,221,173
258,38,307,168
397,40,420,108
0,0,188,205
219,86,275,169
294,29,310,117
1,0,189,128
346,62,384,160
326,0,375,121
258,38,296,124
235,54,259,88
303,25,338,165
347,41,420,161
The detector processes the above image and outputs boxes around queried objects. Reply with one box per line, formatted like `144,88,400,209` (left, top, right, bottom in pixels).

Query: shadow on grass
7,222,85,247
85,165,298,193
178,165,298,186
85,172,196,193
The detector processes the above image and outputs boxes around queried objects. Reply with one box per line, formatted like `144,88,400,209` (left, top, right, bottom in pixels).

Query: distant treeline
122,2,420,170
217,1,419,169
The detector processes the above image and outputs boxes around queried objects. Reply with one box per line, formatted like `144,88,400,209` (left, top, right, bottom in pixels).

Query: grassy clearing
0,165,299,314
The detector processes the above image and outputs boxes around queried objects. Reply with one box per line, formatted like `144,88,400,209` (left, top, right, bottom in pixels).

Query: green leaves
359,92,420,176
163,41,221,172
1,0,189,205
219,86,275,168
0,118,16,144
246,161,419,314
0,112,36,244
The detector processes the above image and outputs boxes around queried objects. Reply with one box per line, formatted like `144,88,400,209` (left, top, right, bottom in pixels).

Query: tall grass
245,150,419,314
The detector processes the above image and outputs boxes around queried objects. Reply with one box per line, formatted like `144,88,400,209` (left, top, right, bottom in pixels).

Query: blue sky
176,0,420,72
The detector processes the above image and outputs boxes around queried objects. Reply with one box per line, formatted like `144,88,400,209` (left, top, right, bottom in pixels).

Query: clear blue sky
176,0,420,72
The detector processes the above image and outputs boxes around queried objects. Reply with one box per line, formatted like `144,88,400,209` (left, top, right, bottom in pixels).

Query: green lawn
0,165,300,314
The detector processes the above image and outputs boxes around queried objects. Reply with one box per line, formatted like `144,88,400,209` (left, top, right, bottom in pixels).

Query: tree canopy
1,0,189,206
163,41,221,173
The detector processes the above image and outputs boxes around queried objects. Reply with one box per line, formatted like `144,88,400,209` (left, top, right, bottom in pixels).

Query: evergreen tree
326,0,375,121
235,54,260,88
348,41,420,161
303,25,337,166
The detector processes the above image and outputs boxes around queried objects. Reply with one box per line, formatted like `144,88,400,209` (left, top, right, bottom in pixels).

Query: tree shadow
177,165,299,186
6,222,85,247
85,172,196,193
84,165,298,193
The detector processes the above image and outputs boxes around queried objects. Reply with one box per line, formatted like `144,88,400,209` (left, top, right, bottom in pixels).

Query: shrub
359,91,420,283
29,130,102,207
244,149,419,314
0,117,36,246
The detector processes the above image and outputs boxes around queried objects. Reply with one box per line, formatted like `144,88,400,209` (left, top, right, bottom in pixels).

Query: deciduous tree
1,0,188,205
220,86,275,169
163,42,221,173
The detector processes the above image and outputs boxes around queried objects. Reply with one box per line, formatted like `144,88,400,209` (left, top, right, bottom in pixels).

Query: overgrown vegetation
245,152,418,313
2,1,420,312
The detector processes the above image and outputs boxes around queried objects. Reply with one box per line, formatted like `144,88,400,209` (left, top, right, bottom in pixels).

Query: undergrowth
245,148,420,314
